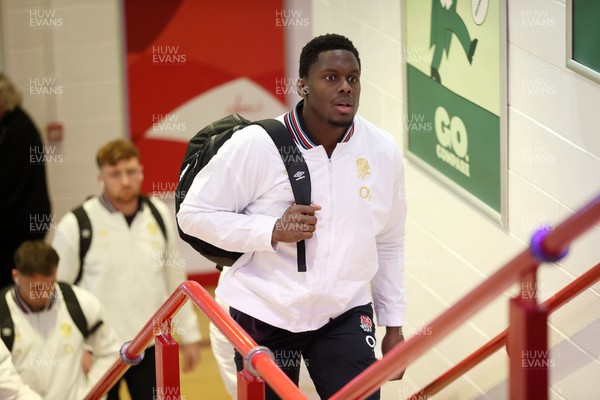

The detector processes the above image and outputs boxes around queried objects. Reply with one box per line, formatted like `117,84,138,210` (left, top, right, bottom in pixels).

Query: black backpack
0,282,102,351
175,114,311,272
71,195,167,284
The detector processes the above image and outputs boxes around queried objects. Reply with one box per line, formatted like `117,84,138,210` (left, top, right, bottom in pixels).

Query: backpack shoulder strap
57,282,100,339
0,286,14,351
141,196,168,242
255,119,311,272
72,205,92,285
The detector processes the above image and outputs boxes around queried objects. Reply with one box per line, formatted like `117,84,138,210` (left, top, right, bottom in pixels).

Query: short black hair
14,241,59,276
299,33,361,78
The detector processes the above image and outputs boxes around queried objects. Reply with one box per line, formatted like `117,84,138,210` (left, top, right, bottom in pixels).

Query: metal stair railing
83,280,307,400
407,261,600,399
84,194,600,399
329,194,600,400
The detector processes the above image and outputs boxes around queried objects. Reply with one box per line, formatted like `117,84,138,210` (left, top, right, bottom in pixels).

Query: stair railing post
155,319,181,400
508,266,549,400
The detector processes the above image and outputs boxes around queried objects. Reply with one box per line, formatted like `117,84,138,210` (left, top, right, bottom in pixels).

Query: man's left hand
381,327,405,380
180,341,202,372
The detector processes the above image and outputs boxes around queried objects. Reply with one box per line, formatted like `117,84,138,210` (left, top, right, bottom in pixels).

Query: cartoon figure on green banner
430,0,478,84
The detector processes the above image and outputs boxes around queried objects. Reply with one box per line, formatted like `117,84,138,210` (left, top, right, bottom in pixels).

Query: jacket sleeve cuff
251,215,280,252
374,305,407,327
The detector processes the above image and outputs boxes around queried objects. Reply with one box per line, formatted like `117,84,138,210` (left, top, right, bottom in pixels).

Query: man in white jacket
53,139,202,399
1,241,120,400
0,340,42,400
178,33,407,399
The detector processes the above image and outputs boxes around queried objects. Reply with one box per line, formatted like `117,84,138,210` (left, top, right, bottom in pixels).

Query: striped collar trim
12,285,57,314
99,194,119,213
284,100,355,150
99,194,143,215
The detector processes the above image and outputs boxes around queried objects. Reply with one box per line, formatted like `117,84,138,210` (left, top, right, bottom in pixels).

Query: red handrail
411,261,600,399
84,194,599,400
84,281,307,400
329,194,600,400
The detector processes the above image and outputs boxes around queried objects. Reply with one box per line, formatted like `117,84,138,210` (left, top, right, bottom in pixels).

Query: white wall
312,0,600,399
1,0,126,231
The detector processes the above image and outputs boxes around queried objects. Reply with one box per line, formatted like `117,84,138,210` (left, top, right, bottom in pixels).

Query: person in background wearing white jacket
53,139,202,399
2,241,120,400
0,339,42,400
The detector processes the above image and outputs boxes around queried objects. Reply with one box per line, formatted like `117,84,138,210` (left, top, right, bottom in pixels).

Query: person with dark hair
1,241,120,400
0,73,52,290
178,33,407,399
52,139,202,399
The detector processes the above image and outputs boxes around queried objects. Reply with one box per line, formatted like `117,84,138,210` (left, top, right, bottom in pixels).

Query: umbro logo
293,171,306,181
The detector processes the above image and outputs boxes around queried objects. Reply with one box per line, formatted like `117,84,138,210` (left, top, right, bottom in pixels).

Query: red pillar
155,323,181,400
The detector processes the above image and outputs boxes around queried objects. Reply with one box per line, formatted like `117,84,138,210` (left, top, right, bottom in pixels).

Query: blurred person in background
0,339,43,400
52,139,202,399
0,241,120,400
0,73,52,290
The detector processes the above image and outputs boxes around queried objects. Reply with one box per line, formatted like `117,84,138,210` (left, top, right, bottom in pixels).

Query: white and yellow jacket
178,107,407,332
5,284,120,400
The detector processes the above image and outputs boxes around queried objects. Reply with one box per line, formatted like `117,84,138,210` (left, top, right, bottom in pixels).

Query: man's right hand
272,203,321,243
81,350,93,375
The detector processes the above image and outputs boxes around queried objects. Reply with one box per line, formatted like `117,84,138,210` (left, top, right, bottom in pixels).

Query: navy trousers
230,303,380,400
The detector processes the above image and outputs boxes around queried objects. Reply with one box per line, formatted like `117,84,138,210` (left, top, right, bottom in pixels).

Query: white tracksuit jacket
0,339,42,400
4,284,120,400
178,109,407,332
52,196,201,345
